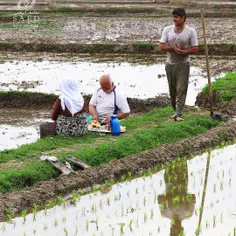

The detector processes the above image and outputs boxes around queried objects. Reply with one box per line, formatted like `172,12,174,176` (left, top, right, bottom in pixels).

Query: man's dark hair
172,8,186,21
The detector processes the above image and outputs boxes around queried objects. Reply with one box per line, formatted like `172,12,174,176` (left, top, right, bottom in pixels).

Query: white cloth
89,86,130,119
160,25,198,65
59,78,84,116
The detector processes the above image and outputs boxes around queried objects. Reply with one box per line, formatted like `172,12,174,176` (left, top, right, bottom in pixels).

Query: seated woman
52,78,88,136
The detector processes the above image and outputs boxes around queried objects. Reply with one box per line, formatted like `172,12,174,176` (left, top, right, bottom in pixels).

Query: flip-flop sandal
175,117,184,122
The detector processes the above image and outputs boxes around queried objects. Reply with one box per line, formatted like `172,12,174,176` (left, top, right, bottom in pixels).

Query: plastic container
110,115,121,136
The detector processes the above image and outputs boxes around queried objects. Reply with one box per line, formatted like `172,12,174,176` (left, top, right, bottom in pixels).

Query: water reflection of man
158,159,196,236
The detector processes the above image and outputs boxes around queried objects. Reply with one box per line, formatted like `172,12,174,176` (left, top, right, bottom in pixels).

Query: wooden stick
200,10,213,116
65,155,89,170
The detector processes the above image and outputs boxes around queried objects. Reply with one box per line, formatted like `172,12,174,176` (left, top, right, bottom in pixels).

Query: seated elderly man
89,74,130,125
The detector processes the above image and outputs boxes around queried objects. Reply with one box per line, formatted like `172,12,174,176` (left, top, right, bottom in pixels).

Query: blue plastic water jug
110,115,121,136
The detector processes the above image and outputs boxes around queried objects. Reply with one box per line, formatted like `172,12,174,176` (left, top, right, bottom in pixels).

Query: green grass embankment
202,72,236,101
0,106,222,194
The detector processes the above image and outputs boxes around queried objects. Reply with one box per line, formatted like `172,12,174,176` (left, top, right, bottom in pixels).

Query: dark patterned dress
56,113,88,136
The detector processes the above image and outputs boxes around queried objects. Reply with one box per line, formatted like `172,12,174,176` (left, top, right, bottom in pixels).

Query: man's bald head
100,74,114,93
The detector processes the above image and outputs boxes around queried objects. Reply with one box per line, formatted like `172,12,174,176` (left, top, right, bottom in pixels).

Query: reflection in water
0,144,235,235
158,158,196,235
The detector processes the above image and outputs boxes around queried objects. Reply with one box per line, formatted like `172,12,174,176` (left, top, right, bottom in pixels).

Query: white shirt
160,25,198,65
89,86,130,119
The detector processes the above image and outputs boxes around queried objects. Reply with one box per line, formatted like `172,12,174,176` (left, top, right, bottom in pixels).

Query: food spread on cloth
88,120,126,133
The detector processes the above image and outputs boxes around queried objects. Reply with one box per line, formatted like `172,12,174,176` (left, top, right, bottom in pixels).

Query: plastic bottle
110,115,121,136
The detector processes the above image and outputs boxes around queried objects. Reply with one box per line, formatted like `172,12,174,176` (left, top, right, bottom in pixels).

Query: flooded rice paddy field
0,16,236,45
0,53,235,151
0,143,235,236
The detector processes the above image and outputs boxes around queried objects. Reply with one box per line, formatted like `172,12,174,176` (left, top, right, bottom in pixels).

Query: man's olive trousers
165,61,190,117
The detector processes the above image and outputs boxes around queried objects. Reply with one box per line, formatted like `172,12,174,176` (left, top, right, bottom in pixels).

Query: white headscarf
59,78,84,116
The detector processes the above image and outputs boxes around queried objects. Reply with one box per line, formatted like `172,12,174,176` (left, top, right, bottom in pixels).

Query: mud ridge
0,92,170,113
196,91,236,116
1,120,236,221
1,43,236,55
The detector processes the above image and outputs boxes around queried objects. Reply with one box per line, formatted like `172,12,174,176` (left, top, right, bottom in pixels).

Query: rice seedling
160,179,163,187
150,208,154,219
54,218,58,228
170,219,175,226
136,215,139,229
185,210,191,217
74,224,78,235
33,229,36,235
129,219,133,231
21,209,27,224
121,175,126,182
5,208,13,222
186,194,193,202
86,219,89,231
165,200,168,208
47,200,55,209
221,213,223,223
44,224,48,230
127,171,132,178
81,206,86,216
144,213,147,222
121,204,124,216
93,185,100,195
220,181,224,190
1,223,6,232
157,226,160,233
179,230,185,236
120,223,125,233
213,215,216,227
153,164,158,171
91,203,96,213
32,204,38,221
71,190,78,206
153,190,157,203
44,209,47,216
143,196,146,206
107,197,110,206
195,225,201,235
64,227,68,236
214,184,217,192
147,169,153,177
205,220,209,229
62,216,66,223
99,199,103,209
136,188,139,194
95,216,98,230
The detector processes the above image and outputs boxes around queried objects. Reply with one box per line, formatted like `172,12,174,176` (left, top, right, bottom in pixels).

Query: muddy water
0,108,50,151
0,57,208,102
0,143,235,235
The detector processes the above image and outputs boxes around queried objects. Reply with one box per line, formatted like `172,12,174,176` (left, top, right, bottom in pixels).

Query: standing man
89,74,130,125
159,8,198,121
